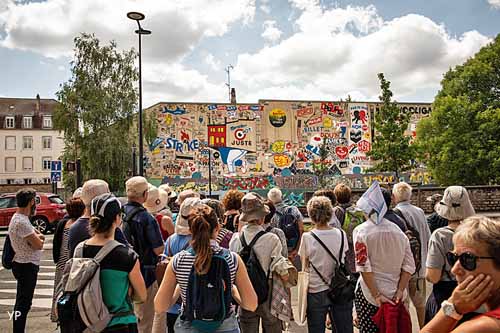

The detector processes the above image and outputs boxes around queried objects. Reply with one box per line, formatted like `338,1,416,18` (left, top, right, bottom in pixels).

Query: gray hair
307,196,333,226
393,182,412,203
267,187,283,204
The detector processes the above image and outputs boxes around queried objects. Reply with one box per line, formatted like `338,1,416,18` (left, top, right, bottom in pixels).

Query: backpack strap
310,262,330,287
167,238,172,257
337,229,346,264
93,240,123,263
241,230,267,250
73,241,85,258
122,206,145,223
310,231,339,267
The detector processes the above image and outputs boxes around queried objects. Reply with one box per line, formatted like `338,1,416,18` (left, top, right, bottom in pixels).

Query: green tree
367,73,415,178
416,35,500,185
54,33,139,192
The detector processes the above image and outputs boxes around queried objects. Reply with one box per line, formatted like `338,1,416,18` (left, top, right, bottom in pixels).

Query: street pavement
0,231,422,332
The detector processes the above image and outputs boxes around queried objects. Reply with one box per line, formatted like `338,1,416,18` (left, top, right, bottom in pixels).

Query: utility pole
225,65,234,103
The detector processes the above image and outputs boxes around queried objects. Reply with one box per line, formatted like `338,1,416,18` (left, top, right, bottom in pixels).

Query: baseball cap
126,176,149,198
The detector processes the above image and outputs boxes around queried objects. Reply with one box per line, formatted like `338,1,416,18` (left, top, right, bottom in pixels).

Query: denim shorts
174,314,240,333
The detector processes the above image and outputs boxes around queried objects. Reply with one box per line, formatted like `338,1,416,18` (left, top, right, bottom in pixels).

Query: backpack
239,231,269,304
183,248,233,333
394,208,422,276
122,206,147,261
309,230,357,305
56,240,132,333
340,207,365,273
275,206,300,249
2,235,15,270
223,213,239,233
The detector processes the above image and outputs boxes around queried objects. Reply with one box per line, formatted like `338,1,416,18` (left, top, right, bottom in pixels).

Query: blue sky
1,0,499,106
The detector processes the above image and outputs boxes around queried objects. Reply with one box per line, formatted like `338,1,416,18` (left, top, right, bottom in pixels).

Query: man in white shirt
393,181,432,329
8,189,45,333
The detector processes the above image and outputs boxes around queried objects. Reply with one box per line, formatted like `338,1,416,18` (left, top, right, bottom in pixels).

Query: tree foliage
54,33,139,191
367,73,415,177
416,35,500,185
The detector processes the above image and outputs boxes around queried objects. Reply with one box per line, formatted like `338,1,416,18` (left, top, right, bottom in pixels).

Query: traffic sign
51,160,62,171
51,171,61,182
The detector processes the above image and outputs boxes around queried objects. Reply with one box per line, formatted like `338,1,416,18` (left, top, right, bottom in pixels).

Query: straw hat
81,179,110,205
159,184,177,198
435,186,475,221
144,185,169,214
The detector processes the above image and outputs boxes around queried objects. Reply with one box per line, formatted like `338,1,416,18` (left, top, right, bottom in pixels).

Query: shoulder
452,316,500,333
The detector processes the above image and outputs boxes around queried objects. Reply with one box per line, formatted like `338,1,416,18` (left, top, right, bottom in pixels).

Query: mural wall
144,100,431,185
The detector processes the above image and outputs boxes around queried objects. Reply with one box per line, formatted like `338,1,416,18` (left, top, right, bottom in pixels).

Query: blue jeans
174,314,240,333
307,290,353,333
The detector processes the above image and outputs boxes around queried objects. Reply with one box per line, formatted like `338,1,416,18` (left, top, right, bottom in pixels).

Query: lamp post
127,11,151,177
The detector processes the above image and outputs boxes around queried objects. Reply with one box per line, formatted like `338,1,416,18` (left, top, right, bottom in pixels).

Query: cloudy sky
1,0,499,107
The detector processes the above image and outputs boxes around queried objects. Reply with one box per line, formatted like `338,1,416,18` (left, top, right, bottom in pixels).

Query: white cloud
204,53,221,71
488,0,500,9
260,4,271,14
57,65,65,71
233,4,491,102
0,0,256,60
261,20,282,43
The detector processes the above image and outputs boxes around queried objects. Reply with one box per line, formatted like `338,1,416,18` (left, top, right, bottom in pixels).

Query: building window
5,116,15,128
23,116,33,129
5,157,16,172
43,116,52,129
42,136,52,149
22,157,33,171
42,157,51,170
43,178,51,184
24,178,32,185
23,136,33,149
5,136,16,150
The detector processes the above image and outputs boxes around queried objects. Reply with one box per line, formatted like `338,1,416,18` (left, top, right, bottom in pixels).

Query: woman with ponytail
155,204,257,332
82,193,147,332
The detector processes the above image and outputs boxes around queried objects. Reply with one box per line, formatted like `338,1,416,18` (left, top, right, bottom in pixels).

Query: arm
290,218,304,256
426,268,442,284
128,259,147,303
161,216,175,237
360,272,394,305
52,219,65,263
25,232,44,250
394,271,412,303
154,262,178,312
146,214,165,255
234,255,258,311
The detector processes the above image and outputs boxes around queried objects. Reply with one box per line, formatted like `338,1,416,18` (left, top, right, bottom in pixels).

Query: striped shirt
172,240,239,305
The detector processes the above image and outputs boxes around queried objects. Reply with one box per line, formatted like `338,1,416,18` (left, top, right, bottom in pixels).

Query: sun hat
90,193,122,223
426,193,443,202
72,187,83,199
159,184,177,198
81,179,110,206
144,184,169,214
125,176,149,198
176,197,202,235
435,186,475,221
239,192,270,222
175,189,200,205
356,181,387,225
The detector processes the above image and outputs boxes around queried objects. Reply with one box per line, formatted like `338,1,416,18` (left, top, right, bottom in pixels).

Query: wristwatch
441,300,463,320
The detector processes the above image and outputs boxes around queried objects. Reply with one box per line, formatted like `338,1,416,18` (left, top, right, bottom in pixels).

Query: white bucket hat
435,186,475,221
159,184,177,198
144,185,169,214
176,197,202,235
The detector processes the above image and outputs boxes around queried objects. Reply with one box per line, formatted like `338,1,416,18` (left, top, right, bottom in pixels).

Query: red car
0,192,66,234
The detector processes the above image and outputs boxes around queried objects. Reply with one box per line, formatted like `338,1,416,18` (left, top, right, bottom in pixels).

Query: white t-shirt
8,213,42,265
298,228,348,293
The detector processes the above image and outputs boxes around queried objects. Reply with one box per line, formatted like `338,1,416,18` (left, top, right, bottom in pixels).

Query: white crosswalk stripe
0,235,56,310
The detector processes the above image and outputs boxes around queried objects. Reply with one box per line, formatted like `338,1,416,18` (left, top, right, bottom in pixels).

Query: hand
288,250,297,259
450,274,494,315
393,289,404,304
375,293,395,306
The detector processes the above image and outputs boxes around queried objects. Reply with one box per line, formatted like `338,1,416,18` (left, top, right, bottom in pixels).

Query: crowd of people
4,177,500,333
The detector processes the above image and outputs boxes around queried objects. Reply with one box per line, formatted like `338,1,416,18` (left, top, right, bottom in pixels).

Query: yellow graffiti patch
271,140,286,153
274,154,291,168
165,114,173,126
323,117,333,128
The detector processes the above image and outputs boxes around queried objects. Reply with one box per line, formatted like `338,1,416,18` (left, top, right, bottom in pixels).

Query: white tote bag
295,271,309,326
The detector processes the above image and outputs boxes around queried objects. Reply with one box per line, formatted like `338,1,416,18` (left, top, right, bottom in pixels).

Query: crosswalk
0,233,56,312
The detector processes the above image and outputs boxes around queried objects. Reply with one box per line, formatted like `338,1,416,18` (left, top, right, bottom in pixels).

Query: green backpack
341,207,365,273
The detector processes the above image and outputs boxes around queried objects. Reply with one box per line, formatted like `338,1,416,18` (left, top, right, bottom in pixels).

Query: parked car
0,192,66,234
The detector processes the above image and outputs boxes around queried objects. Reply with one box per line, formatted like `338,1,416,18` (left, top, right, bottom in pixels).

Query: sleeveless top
155,213,170,241
481,306,500,319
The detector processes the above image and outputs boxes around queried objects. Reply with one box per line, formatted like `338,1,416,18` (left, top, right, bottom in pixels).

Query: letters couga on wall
143,100,432,184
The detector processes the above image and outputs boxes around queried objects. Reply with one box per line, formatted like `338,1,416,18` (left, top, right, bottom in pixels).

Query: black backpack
2,235,15,270
394,208,422,276
183,248,232,333
223,213,239,233
239,231,269,304
276,206,300,249
309,230,356,304
122,206,147,261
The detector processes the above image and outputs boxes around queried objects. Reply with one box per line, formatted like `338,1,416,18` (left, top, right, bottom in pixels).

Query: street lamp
127,11,151,177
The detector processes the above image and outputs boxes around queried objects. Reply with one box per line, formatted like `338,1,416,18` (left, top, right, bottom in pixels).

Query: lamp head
127,12,145,21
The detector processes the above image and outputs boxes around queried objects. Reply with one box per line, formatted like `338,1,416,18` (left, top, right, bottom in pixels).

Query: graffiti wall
144,100,432,183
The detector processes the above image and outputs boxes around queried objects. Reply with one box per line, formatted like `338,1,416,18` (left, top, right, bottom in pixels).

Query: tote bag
295,271,309,326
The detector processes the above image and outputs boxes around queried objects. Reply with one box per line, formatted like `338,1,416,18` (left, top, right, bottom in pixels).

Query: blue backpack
276,206,300,248
183,248,233,333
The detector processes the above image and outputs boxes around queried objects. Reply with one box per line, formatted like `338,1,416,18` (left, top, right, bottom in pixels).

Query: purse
295,271,309,326
309,230,357,304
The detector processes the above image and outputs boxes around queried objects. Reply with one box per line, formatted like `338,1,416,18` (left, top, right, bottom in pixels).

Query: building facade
0,95,64,185
143,99,432,185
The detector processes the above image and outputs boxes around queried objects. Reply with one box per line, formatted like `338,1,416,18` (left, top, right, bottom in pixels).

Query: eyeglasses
446,251,495,271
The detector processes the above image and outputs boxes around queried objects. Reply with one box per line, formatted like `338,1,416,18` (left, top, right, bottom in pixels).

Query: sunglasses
446,251,495,271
